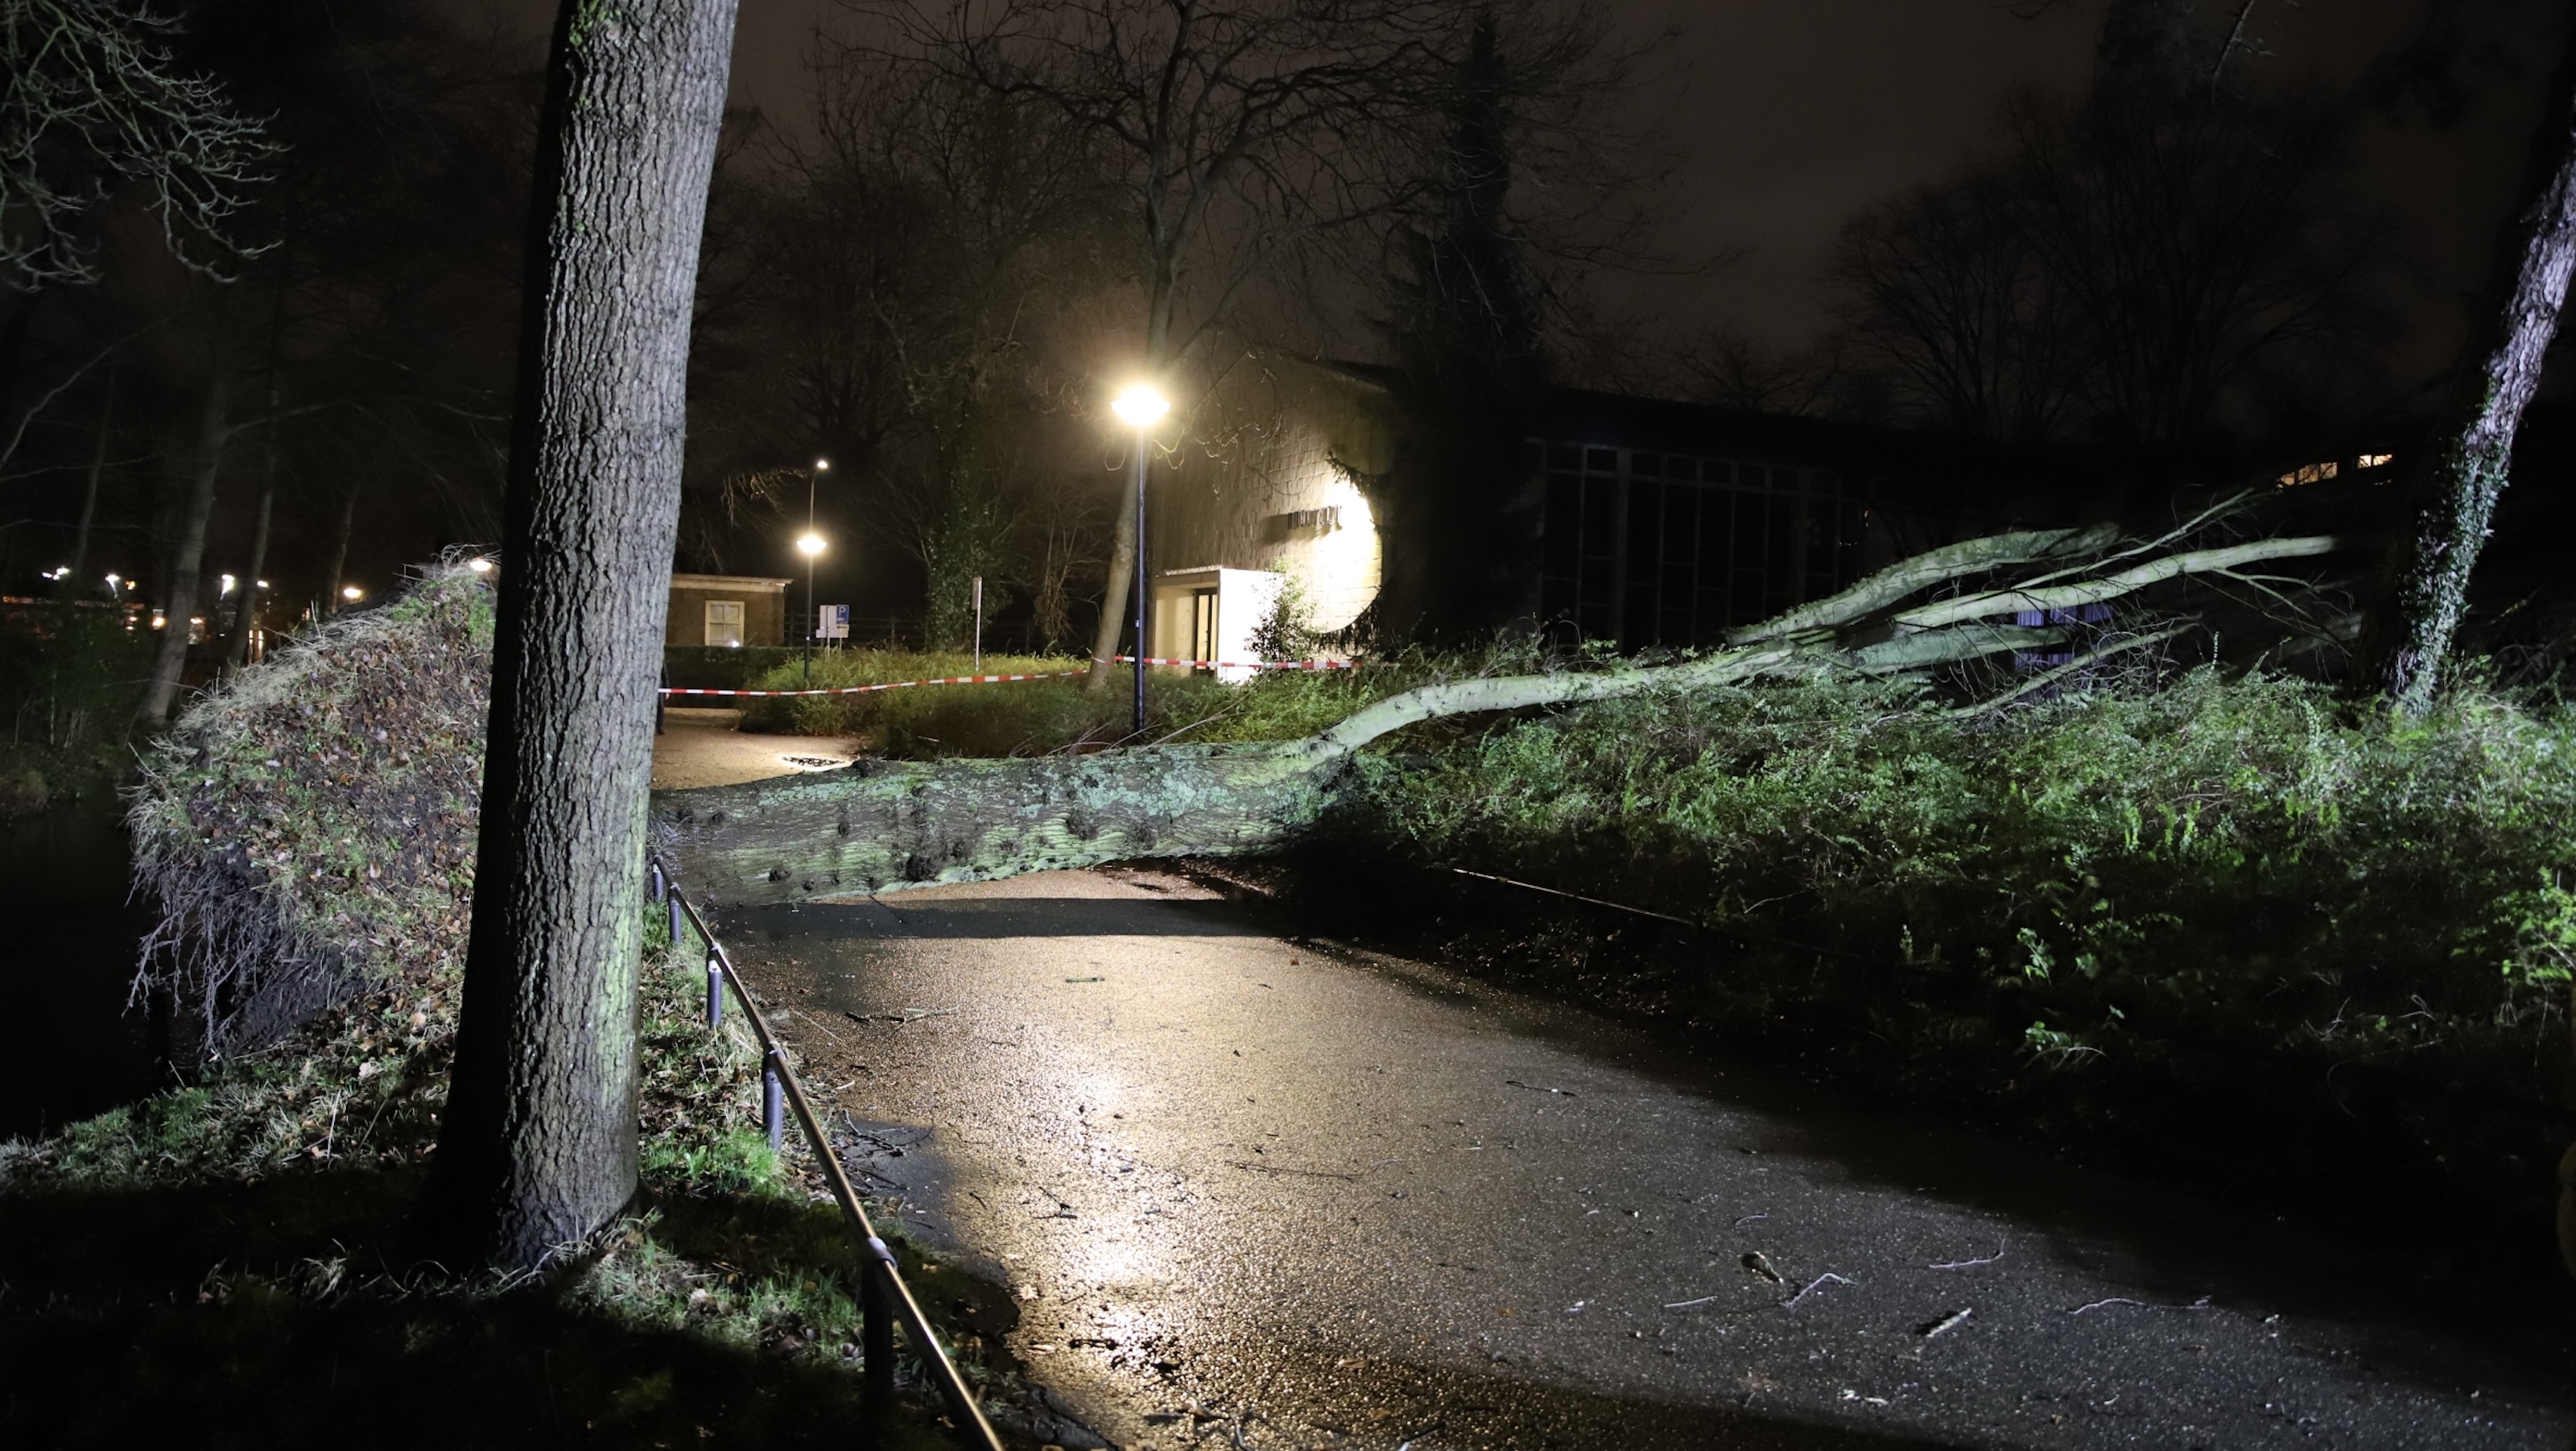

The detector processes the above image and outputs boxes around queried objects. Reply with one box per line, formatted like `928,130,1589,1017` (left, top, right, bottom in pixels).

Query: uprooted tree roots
129,563,493,1061
656,506,2346,905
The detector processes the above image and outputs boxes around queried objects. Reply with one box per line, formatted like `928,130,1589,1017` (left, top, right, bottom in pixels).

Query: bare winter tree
0,0,272,288
1842,0,2381,455
423,0,738,1273
1829,163,2083,444
871,0,1480,683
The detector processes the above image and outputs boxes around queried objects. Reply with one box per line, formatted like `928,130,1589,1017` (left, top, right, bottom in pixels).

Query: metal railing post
763,1052,785,1153
669,891,684,950
863,1242,898,1401
665,886,1003,1450
649,860,666,904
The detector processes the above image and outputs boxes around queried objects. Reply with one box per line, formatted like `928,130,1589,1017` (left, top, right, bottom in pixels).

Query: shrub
1344,669,2576,1093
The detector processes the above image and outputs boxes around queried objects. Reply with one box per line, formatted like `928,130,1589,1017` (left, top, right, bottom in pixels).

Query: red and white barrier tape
661,669,1088,699
658,656,1356,700
1106,655,1359,672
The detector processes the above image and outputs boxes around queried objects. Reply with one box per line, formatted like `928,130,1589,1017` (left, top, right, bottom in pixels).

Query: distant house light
2277,460,2339,487
2357,453,2395,469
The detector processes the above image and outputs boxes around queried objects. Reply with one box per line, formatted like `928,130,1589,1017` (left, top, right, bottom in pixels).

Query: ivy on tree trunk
423,0,739,1273
2380,20,2576,715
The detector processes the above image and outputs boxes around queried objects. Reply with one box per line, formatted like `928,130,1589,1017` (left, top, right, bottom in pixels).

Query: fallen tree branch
1889,535,2343,632
656,524,2355,906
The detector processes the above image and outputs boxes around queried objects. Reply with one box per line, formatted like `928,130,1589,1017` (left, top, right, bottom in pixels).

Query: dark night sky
464,0,2557,391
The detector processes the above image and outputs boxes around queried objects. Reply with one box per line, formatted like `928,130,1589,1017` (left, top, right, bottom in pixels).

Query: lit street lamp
1110,382,1170,735
341,585,364,604
800,457,829,684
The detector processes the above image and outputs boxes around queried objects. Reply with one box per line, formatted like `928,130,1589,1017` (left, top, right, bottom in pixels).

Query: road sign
819,603,849,639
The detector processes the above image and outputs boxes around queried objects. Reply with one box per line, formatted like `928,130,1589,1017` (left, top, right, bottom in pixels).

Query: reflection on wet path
725,869,2571,1450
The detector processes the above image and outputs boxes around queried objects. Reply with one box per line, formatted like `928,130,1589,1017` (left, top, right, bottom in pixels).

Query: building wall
667,575,789,647
1150,358,1397,645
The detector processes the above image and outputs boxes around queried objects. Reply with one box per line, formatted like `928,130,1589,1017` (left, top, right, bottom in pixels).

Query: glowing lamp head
466,557,493,575
796,531,827,559
341,585,364,602
814,457,830,473
1111,382,1170,428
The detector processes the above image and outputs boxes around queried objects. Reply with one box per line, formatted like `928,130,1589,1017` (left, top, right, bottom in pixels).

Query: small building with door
667,573,791,648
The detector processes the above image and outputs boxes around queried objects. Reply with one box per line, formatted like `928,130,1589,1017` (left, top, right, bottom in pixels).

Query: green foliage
1345,669,2576,1091
734,644,1432,757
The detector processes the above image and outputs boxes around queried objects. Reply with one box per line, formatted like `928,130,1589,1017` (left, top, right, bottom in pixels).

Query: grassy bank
0,909,1034,1446
1282,668,2576,1264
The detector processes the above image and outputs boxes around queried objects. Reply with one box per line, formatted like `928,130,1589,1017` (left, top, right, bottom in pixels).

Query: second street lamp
1109,382,1170,736
801,457,829,684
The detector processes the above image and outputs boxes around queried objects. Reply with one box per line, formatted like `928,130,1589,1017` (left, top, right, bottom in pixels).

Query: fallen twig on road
2070,1294,2212,1316
1930,1244,2004,1271
1782,1272,1854,1309
1919,1308,1973,1339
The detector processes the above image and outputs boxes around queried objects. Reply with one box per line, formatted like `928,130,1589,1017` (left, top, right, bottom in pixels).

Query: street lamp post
1109,383,1170,736
799,457,829,685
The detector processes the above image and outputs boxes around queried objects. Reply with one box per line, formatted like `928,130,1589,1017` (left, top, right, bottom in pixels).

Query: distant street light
1109,382,1170,735
220,573,237,597
467,558,493,576
341,585,364,603
801,457,830,684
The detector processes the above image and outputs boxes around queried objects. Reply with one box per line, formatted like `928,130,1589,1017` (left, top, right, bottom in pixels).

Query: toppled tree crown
130,560,493,1061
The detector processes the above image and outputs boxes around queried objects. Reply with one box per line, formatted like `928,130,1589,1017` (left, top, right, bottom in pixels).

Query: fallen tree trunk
656,521,2346,906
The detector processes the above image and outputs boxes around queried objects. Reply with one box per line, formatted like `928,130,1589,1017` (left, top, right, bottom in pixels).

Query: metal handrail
649,860,1004,1450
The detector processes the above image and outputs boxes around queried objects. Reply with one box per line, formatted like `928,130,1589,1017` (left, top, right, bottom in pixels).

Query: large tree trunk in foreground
423,0,738,1274
661,525,2345,905
2378,19,2576,716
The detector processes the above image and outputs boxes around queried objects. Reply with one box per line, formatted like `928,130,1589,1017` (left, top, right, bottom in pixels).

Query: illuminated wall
1150,359,1395,647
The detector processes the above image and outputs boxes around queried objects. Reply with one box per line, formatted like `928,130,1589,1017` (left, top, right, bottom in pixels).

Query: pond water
0,803,162,1141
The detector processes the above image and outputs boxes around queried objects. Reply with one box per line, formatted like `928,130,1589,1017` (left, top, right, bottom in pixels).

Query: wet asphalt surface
721,867,2575,1450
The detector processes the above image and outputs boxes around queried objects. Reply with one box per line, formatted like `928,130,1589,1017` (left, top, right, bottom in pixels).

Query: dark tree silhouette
424,0,738,1272
1374,9,1550,643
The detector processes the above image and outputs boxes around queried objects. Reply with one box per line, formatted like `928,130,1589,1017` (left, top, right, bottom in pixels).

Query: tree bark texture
1084,455,1140,689
2379,17,2576,714
659,529,2343,905
425,0,738,1274
137,357,232,725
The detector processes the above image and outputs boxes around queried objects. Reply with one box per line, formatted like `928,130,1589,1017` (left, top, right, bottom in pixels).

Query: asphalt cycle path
720,867,2573,1450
